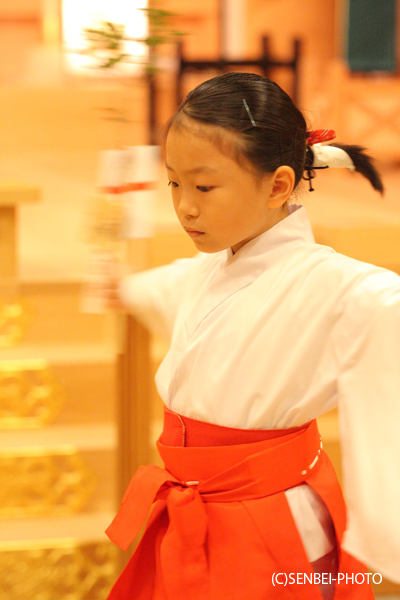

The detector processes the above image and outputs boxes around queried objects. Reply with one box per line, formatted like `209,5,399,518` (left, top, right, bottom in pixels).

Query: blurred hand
81,250,129,313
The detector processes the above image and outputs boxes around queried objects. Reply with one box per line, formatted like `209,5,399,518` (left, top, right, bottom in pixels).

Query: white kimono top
120,204,400,582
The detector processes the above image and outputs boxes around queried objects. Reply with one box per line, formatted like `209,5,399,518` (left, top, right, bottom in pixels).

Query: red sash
106,408,373,600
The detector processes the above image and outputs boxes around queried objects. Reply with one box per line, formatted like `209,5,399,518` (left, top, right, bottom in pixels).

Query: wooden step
0,511,116,543
0,422,117,451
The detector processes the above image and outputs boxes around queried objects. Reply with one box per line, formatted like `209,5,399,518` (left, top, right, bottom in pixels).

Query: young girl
105,72,400,600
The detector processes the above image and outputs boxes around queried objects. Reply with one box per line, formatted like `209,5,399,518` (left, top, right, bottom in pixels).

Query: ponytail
331,144,384,194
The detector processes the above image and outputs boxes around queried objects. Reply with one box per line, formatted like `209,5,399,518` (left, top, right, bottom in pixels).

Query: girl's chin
190,236,230,254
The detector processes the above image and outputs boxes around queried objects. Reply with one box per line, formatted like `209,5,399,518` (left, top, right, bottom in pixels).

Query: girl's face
165,121,290,254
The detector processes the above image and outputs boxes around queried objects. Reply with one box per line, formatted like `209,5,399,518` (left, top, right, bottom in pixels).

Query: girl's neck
231,203,290,255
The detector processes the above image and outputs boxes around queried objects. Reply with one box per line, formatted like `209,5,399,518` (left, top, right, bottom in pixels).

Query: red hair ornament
304,129,355,191
306,129,336,146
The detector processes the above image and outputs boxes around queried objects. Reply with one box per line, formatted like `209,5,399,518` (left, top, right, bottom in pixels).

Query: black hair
167,72,383,194
168,72,307,189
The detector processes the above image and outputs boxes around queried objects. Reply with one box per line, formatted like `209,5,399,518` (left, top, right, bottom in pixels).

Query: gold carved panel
0,297,33,346
0,446,96,517
0,539,118,600
0,359,64,428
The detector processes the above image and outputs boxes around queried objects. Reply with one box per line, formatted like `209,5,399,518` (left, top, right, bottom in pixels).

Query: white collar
185,205,316,337
225,204,315,269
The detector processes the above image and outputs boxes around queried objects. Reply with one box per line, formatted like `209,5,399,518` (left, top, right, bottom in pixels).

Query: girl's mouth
185,228,204,238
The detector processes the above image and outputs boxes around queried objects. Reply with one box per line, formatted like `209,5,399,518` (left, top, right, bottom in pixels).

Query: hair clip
306,129,336,146
242,99,256,127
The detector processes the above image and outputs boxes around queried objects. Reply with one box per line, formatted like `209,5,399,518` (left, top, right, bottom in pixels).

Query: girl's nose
177,196,200,218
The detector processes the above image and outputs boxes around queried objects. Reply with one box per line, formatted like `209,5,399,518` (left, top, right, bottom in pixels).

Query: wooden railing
175,35,302,106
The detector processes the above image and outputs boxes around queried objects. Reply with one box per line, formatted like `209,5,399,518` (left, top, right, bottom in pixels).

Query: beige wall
246,0,336,119
1,0,400,280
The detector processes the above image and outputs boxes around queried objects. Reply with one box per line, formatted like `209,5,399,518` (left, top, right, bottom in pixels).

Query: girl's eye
168,181,178,188
197,186,214,192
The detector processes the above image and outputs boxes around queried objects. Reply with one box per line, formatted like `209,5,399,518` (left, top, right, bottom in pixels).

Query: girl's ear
266,166,295,208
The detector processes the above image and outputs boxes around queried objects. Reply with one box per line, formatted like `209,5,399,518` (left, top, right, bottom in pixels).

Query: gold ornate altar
0,183,118,600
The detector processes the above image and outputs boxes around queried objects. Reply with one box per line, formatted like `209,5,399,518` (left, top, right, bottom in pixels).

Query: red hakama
106,408,373,599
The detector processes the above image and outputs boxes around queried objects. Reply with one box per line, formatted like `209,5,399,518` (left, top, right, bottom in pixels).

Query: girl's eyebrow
165,163,218,174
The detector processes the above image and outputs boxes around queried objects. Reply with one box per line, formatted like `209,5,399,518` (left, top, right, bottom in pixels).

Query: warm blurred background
1,1,400,598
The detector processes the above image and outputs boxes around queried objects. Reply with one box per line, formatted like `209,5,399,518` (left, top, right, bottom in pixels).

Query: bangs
164,112,260,176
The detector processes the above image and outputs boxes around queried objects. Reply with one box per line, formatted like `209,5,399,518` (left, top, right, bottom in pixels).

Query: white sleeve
336,270,400,582
119,257,198,341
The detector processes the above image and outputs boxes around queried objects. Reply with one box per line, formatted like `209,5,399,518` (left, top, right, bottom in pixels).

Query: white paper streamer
97,146,160,238
312,144,355,171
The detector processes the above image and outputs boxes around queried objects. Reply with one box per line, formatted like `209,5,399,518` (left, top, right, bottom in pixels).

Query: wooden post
115,236,152,569
0,206,17,282
0,183,40,290
117,314,151,495
116,313,151,569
